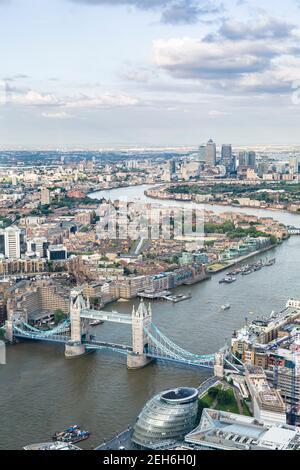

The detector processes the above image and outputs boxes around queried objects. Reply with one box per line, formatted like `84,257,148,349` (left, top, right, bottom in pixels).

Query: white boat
221,304,231,311
90,320,104,327
23,442,81,450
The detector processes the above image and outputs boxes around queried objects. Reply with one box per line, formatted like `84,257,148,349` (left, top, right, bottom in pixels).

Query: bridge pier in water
65,290,90,358
127,301,153,370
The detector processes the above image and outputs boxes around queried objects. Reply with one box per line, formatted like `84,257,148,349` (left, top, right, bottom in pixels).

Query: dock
138,291,192,303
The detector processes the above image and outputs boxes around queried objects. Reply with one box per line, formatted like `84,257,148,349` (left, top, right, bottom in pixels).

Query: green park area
199,385,251,416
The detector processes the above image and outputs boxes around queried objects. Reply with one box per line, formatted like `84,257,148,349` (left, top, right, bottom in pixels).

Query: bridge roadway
84,339,132,353
80,309,132,324
13,332,69,343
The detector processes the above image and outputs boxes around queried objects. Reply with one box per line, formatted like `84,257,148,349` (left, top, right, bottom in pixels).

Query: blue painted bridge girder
10,319,216,369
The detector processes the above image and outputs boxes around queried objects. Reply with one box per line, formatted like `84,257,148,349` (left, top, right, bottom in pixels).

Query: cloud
7,88,139,110
65,93,138,108
208,16,296,41
161,1,223,25
153,37,284,79
12,90,60,106
152,15,300,95
71,0,169,7
69,0,223,24
41,111,73,119
209,109,230,116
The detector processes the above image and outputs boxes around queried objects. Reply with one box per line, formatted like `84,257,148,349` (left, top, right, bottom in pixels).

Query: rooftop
186,409,300,451
161,387,198,404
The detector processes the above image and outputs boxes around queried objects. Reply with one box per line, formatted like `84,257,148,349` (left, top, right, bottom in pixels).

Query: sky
1,0,300,147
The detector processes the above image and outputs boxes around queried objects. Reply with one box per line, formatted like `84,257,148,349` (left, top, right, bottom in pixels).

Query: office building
169,158,176,177
245,365,286,425
4,226,21,260
289,156,300,174
132,387,199,448
205,139,216,167
185,408,300,450
198,145,206,162
238,151,256,169
221,144,233,173
40,188,51,205
47,244,67,261
6,279,69,323
26,237,48,258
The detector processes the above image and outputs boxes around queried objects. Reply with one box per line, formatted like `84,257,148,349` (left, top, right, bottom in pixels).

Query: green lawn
242,400,252,417
199,386,241,416
214,388,239,414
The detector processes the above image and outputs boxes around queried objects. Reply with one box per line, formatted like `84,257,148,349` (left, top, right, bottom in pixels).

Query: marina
138,290,192,303
221,258,276,282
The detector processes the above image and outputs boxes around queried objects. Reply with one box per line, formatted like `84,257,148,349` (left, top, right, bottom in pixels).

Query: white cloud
65,93,139,108
41,111,73,119
8,88,138,110
209,110,230,116
12,90,60,106
153,37,292,79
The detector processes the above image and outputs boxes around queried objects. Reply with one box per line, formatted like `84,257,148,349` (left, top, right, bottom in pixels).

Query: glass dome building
132,387,199,448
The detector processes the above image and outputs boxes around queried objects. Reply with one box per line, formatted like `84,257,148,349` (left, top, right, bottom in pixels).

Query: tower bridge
4,289,219,371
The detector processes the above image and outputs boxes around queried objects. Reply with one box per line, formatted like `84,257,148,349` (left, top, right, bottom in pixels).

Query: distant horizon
2,0,300,145
1,143,300,152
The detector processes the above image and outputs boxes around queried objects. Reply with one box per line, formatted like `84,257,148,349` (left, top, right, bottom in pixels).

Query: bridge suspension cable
145,325,215,368
147,323,215,361
13,320,70,338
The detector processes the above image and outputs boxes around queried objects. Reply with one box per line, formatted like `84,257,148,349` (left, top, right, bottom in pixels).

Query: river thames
1,185,300,450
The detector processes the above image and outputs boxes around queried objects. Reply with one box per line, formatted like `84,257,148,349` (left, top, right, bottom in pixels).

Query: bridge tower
127,299,153,369
4,307,14,343
65,289,87,358
214,351,224,378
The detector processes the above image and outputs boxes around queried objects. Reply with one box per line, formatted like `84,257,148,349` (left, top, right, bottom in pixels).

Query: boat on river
24,442,81,450
53,425,90,444
219,277,237,284
220,304,231,311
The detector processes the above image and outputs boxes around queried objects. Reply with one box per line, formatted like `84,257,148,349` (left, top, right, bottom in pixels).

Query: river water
1,185,300,450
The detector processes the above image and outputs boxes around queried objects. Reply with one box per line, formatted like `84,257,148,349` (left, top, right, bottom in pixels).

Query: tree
53,309,66,324
90,297,100,308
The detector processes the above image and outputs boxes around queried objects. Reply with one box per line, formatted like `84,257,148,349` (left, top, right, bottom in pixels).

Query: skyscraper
4,226,21,260
198,145,206,162
289,155,300,174
169,158,176,177
248,151,256,169
205,139,216,166
221,144,233,173
238,151,256,169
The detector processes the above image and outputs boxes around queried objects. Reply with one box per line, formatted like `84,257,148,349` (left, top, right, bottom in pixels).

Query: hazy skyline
2,0,300,147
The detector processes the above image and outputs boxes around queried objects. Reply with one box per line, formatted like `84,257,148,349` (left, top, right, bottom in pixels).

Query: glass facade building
132,387,199,448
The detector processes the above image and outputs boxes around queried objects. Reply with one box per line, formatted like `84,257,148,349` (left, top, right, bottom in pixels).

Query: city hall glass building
132,387,199,448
